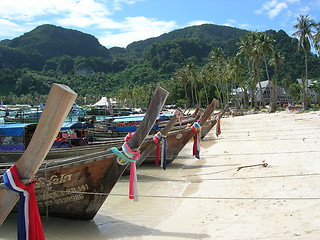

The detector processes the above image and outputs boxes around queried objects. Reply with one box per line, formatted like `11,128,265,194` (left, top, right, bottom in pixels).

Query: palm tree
269,51,285,112
314,22,320,55
199,66,210,106
292,15,316,109
210,47,226,106
221,61,231,107
174,68,189,103
257,32,275,106
249,32,266,108
229,56,247,108
237,33,258,108
186,61,197,106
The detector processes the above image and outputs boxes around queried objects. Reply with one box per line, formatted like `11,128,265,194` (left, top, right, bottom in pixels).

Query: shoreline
1,110,320,239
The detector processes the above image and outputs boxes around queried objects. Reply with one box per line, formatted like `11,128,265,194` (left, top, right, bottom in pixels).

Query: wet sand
1,111,320,239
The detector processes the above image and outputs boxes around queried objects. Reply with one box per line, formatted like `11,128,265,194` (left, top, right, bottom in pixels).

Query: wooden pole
0,83,77,225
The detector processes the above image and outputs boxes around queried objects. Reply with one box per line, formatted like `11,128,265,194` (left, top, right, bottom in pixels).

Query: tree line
0,18,319,110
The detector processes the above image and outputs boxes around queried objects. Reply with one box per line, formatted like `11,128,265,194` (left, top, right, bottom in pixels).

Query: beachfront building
297,79,319,104
255,80,292,106
231,81,293,107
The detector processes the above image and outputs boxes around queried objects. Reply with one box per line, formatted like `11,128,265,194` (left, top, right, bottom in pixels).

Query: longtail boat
0,114,177,163
138,99,219,166
0,83,78,225
89,108,200,138
0,87,168,220
200,105,229,139
0,122,124,162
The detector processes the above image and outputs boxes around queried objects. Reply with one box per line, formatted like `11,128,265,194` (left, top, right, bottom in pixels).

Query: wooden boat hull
1,86,169,221
200,118,218,139
4,117,40,123
0,140,122,162
139,127,195,165
32,151,126,220
140,106,229,165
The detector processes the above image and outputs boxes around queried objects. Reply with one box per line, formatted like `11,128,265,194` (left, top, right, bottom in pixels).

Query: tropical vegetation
0,20,319,110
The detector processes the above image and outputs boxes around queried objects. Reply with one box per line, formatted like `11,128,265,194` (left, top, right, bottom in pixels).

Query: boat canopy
0,123,29,137
60,122,93,131
108,113,173,123
0,122,92,137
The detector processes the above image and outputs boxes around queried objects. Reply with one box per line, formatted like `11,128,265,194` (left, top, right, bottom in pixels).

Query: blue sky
0,0,319,48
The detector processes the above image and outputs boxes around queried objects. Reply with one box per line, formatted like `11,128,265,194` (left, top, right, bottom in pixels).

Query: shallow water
0,130,218,240
0,142,199,240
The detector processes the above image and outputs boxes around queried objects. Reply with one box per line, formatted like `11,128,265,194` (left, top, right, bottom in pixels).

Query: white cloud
268,2,288,18
0,0,135,21
112,0,145,10
223,19,236,28
187,20,214,26
222,19,253,30
286,0,299,3
256,0,289,19
0,19,28,38
239,23,252,29
299,6,310,13
57,15,124,29
99,16,177,47
0,0,159,46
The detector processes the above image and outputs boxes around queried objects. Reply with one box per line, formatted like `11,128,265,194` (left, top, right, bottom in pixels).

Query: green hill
126,24,248,57
0,23,318,105
0,24,111,70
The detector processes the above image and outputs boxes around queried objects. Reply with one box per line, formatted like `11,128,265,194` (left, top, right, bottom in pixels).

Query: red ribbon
216,118,221,136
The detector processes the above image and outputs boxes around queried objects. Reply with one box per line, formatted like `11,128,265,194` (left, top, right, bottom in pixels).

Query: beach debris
237,160,268,171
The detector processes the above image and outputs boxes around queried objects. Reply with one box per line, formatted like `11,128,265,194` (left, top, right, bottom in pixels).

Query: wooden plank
0,83,77,225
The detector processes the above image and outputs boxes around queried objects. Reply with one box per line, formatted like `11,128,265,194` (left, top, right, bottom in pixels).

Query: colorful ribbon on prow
3,165,45,240
153,132,167,170
216,114,222,137
191,122,201,159
175,111,183,125
109,133,140,201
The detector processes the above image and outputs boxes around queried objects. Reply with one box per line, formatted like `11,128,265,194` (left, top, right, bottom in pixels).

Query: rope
48,189,320,201
3,165,45,240
153,132,167,170
109,133,140,201
191,122,201,159
216,117,221,136
175,111,183,125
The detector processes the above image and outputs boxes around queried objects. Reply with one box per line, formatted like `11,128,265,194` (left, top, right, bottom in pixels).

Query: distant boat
89,112,173,137
3,103,86,123
0,122,94,162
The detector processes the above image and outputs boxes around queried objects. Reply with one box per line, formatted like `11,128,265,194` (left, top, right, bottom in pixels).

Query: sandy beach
141,110,320,240
1,110,320,240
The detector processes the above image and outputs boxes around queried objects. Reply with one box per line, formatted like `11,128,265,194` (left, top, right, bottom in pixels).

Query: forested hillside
0,23,318,107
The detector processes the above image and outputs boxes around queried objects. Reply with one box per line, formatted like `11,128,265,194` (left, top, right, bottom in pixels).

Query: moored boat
200,105,229,139
137,99,219,166
0,122,105,162
0,87,169,220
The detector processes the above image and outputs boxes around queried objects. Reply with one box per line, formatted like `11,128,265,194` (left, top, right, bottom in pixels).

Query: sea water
0,143,195,240
0,133,217,240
